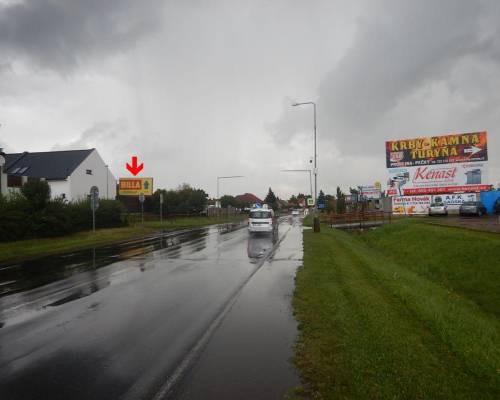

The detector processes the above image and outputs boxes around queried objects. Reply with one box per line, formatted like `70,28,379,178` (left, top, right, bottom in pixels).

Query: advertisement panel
118,178,153,196
386,131,487,168
387,161,489,195
392,195,431,215
359,185,381,199
431,193,477,211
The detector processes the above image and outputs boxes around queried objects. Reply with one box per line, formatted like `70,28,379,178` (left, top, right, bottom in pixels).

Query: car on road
459,201,487,216
428,202,447,216
291,209,300,216
248,205,276,235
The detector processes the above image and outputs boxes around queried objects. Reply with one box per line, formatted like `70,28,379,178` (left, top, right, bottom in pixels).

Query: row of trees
152,183,208,215
0,180,127,242
286,187,357,214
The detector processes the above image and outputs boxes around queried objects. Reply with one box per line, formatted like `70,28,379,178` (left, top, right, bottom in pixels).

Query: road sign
90,186,99,233
90,186,99,210
139,194,145,203
318,203,325,209
307,198,315,206
119,178,153,196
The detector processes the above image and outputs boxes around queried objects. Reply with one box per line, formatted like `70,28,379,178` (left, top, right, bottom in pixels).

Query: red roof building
235,193,263,206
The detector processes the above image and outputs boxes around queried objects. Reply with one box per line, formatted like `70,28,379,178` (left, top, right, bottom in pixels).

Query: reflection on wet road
0,219,302,400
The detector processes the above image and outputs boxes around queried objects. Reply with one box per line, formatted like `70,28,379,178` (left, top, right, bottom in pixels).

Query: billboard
392,195,431,215
358,185,381,199
118,178,153,196
432,193,477,211
386,131,487,168
387,161,490,195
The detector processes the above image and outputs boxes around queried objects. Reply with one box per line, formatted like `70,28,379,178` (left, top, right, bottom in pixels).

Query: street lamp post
292,101,320,232
216,175,244,215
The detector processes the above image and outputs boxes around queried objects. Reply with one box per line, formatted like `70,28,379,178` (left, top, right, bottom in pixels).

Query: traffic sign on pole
90,186,99,232
159,193,164,225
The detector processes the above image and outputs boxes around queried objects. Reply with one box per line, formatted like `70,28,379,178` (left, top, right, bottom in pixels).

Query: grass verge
0,215,246,264
293,220,500,399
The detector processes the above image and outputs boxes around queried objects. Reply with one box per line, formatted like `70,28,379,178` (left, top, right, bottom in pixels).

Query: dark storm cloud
51,120,124,150
273,0,500,154
0,0,162,71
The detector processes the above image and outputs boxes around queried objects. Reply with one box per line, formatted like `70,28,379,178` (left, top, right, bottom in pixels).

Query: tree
220,195,241,208
21,179,51,211
317,190,326,207
336,186,346,214
152,184,208,214
264,187,278,210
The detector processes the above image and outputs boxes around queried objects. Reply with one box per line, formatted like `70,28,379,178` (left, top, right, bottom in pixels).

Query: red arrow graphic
126,156,144,176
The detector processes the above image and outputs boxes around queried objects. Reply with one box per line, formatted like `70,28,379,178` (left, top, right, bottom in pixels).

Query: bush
95,199,127,228
0,186,128,242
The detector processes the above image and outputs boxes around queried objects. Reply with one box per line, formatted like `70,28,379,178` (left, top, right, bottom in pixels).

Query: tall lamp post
292,101,320,232
281,169,313,199
216,175,244,213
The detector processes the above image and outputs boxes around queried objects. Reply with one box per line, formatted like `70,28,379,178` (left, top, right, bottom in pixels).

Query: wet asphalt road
0,218,302,399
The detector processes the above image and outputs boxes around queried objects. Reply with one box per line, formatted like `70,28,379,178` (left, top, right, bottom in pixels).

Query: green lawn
293,220,500,399
0,215,246,264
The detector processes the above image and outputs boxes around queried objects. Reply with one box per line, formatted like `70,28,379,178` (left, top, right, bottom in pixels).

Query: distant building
235,193,263,207
0,149,116,201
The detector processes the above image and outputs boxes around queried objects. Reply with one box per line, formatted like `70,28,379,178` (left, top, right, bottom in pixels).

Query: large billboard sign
387,161,490,195
386,131,487,168
118,178,153,196
392,195,431,215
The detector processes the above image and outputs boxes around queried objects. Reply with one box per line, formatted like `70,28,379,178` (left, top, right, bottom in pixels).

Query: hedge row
0,193,128,242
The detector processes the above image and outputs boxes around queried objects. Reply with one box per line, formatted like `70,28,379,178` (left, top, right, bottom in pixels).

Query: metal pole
105,165,109,199
313,102,317,214
92,207,95,233
309,170,313,200
291,101,319,231
141,201,144,226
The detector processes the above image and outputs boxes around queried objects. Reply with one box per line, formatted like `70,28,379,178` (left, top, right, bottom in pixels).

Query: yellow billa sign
119,178,153,196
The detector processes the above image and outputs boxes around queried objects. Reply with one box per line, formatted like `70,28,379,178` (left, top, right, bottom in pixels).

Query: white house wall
48,179,71,200
70,150,117,201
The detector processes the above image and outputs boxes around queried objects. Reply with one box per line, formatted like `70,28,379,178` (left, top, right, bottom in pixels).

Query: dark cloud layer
0,0,162,71
273,0,500,155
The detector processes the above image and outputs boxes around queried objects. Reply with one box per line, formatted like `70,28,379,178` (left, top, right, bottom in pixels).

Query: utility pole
292,101,320,232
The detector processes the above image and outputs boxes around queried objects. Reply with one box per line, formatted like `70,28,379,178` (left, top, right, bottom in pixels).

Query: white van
248,204,276,234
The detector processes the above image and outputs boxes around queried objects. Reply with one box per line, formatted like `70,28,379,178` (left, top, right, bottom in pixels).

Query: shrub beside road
293,219,500,399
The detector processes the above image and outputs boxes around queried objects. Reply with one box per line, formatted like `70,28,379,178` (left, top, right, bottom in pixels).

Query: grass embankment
293,219,500,399
0,215,246,264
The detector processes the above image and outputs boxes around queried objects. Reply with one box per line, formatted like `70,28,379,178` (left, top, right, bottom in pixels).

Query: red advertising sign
386,131,488,168
387,184,491,196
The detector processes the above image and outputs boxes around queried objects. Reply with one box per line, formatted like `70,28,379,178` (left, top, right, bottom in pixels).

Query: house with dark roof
0,149,116,201
235,193,263,207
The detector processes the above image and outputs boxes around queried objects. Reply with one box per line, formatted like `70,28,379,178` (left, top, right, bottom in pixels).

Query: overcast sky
1,0,499,199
